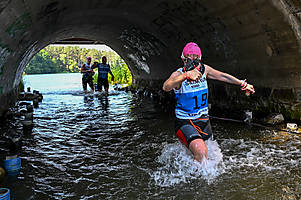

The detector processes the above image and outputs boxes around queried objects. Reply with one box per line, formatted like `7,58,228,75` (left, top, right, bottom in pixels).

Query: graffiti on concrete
127,53,150,74
119,27,163,58
119,27,164,74
6,13,32,38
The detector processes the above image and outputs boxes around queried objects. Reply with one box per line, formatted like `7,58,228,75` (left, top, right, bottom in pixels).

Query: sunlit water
2,73,301,199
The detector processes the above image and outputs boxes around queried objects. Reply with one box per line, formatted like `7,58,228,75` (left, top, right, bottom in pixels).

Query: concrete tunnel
0,0,300,121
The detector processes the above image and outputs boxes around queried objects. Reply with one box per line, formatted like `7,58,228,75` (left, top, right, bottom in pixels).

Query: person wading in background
81,56,95,92
92,56,114,95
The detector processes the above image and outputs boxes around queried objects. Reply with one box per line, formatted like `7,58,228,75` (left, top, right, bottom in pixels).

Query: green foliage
18,78,24,92
18,72,26,92
25,49,60,74
93,72,98,84
110,57,132,85
25,45,132,86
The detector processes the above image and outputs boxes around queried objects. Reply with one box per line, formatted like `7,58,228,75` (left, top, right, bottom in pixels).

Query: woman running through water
162,42,255,163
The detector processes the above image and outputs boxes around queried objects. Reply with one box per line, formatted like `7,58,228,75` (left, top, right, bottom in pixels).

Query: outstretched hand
245,83,255,94
241,81,255,96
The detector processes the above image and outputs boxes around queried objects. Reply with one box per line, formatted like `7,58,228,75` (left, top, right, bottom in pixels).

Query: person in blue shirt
81,56,95,92
92,56,114,94
162,42,255,164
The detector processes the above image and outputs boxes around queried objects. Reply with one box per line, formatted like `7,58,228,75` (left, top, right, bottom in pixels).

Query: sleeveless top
82,63,92,73
173,68,209,119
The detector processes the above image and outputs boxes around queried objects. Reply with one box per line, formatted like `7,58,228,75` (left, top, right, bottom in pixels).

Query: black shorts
175,117,213,147
82,74,94,90
97,78,109,90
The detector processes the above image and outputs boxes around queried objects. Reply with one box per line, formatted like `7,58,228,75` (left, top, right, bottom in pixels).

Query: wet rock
136,89,144,97
38,94,43,102
20,108,27,115
24,112,33,121
14,111,22,118
3,130,22,154
8,136,22,153
33,98,39,108
143,90,151,97
129,86,136,93
19,101,31,106
26,105,34,113
266,113,284,125
19,92,39,101
22,120,33,135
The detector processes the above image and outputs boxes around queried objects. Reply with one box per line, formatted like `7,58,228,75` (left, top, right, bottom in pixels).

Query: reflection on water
1,73,300,199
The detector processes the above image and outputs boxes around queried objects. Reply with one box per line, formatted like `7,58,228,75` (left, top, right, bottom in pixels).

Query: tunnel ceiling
0,0,301,94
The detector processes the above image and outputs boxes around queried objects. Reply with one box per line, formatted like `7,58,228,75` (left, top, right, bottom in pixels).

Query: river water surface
2,73,301,199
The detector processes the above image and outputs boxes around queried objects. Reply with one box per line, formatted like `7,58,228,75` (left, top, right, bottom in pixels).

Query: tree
25,50,59,74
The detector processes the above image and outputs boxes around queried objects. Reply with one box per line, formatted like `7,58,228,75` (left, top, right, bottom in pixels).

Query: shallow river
2,73,301,199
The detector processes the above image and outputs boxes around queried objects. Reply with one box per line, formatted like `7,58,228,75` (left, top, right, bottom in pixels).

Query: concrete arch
0,0,300,120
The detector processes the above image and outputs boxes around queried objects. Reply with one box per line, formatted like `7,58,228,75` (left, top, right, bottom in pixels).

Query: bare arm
162,71,186,91
162,68,202,91
81,65,86,73
108,64,114,81
205,64,255,94
91,62,98,70
109,69,114,77
206,65,241,85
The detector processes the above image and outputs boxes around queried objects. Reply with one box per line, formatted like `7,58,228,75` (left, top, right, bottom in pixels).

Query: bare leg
189,139,208,163
82,79,87,92
97,79,102,92
88,81,94,92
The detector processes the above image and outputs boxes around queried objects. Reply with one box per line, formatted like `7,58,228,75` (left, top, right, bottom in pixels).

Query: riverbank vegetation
25,46,132,85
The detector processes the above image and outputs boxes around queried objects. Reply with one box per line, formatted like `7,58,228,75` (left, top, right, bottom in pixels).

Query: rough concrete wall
0,0,300,120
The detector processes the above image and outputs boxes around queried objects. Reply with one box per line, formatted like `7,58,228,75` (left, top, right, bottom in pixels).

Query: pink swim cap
182,42,202,58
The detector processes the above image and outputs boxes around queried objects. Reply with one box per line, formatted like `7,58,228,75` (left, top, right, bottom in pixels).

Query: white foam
221,138,301,174
151,139,225,187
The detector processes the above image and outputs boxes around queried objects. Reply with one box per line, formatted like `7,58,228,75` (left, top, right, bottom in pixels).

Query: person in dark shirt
92,56,114,95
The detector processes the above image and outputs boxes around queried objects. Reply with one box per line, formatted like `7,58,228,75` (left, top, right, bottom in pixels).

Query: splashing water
221,138,301,174
151,139,225,187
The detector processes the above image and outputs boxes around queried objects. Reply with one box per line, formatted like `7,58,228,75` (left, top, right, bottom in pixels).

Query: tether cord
209,116,300,135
